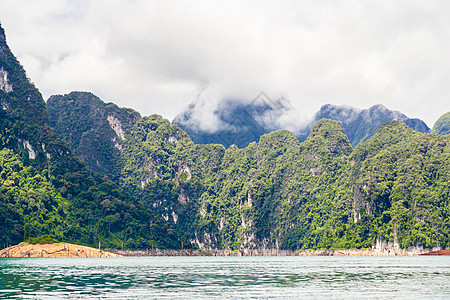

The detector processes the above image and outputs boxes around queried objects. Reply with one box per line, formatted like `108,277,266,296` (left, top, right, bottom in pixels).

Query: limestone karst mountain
49,91,450,251
0,24,181,249
2,21,450,252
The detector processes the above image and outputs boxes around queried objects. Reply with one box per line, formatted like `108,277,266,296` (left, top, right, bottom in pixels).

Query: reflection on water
0,256,449,299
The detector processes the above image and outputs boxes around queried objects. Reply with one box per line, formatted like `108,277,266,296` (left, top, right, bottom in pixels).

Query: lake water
0,256,449,299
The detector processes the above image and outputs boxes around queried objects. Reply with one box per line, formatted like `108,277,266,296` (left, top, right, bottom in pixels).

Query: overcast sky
1,0,450,127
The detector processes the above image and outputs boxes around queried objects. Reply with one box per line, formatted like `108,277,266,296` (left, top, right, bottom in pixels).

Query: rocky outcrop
104,246,443,256
0,243,120,257
107,115,126,140
420,249,450,255
21,139,36,159
0,67,12,93
371,239,440,256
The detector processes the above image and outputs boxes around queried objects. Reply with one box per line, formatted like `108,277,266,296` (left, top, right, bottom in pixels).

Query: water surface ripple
0,256,449,299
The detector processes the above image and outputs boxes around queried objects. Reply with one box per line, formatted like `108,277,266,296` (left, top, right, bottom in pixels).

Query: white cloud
1,0,450,126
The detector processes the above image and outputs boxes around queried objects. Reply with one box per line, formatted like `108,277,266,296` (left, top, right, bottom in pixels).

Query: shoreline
106,247,446,257
0,242,120,258
1,244,446,258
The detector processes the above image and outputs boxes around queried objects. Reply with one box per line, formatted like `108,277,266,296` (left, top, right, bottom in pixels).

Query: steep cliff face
0,24,86,246
49,91,195,192
0,24,183,250
48,91,220,248
0,24,53,165
345,121,450,248
47,92,141,181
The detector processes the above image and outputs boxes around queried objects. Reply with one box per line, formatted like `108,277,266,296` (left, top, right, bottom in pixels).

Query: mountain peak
0,24,5,43
304,118,352,156
173,92,295,148
0,22,50,162
369,103,388,111
299,103,429,147
315,104,361,125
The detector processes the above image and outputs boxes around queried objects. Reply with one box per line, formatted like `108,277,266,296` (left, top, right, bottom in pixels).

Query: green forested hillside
432,112,450,135
345,122,450,248
48,91,450,251
0,24,183,249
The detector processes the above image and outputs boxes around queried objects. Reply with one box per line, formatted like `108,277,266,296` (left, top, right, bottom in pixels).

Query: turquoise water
0,256,449,299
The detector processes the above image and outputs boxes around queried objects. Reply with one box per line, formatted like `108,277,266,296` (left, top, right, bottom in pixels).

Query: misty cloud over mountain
173,95,430,148
173,92,303,148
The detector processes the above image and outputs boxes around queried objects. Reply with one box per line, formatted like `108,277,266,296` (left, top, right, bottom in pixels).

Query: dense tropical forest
48,90,450,251
2,22,450,251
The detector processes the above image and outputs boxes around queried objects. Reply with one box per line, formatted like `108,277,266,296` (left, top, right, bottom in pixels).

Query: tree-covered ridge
432,112,450,135
48,91,450,251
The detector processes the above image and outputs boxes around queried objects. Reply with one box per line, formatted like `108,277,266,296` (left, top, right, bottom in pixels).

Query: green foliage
26,234,59,245
48,90,450,252
432,112,450,135
0,26,187,250
47,92,141,181
24,223,30,241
